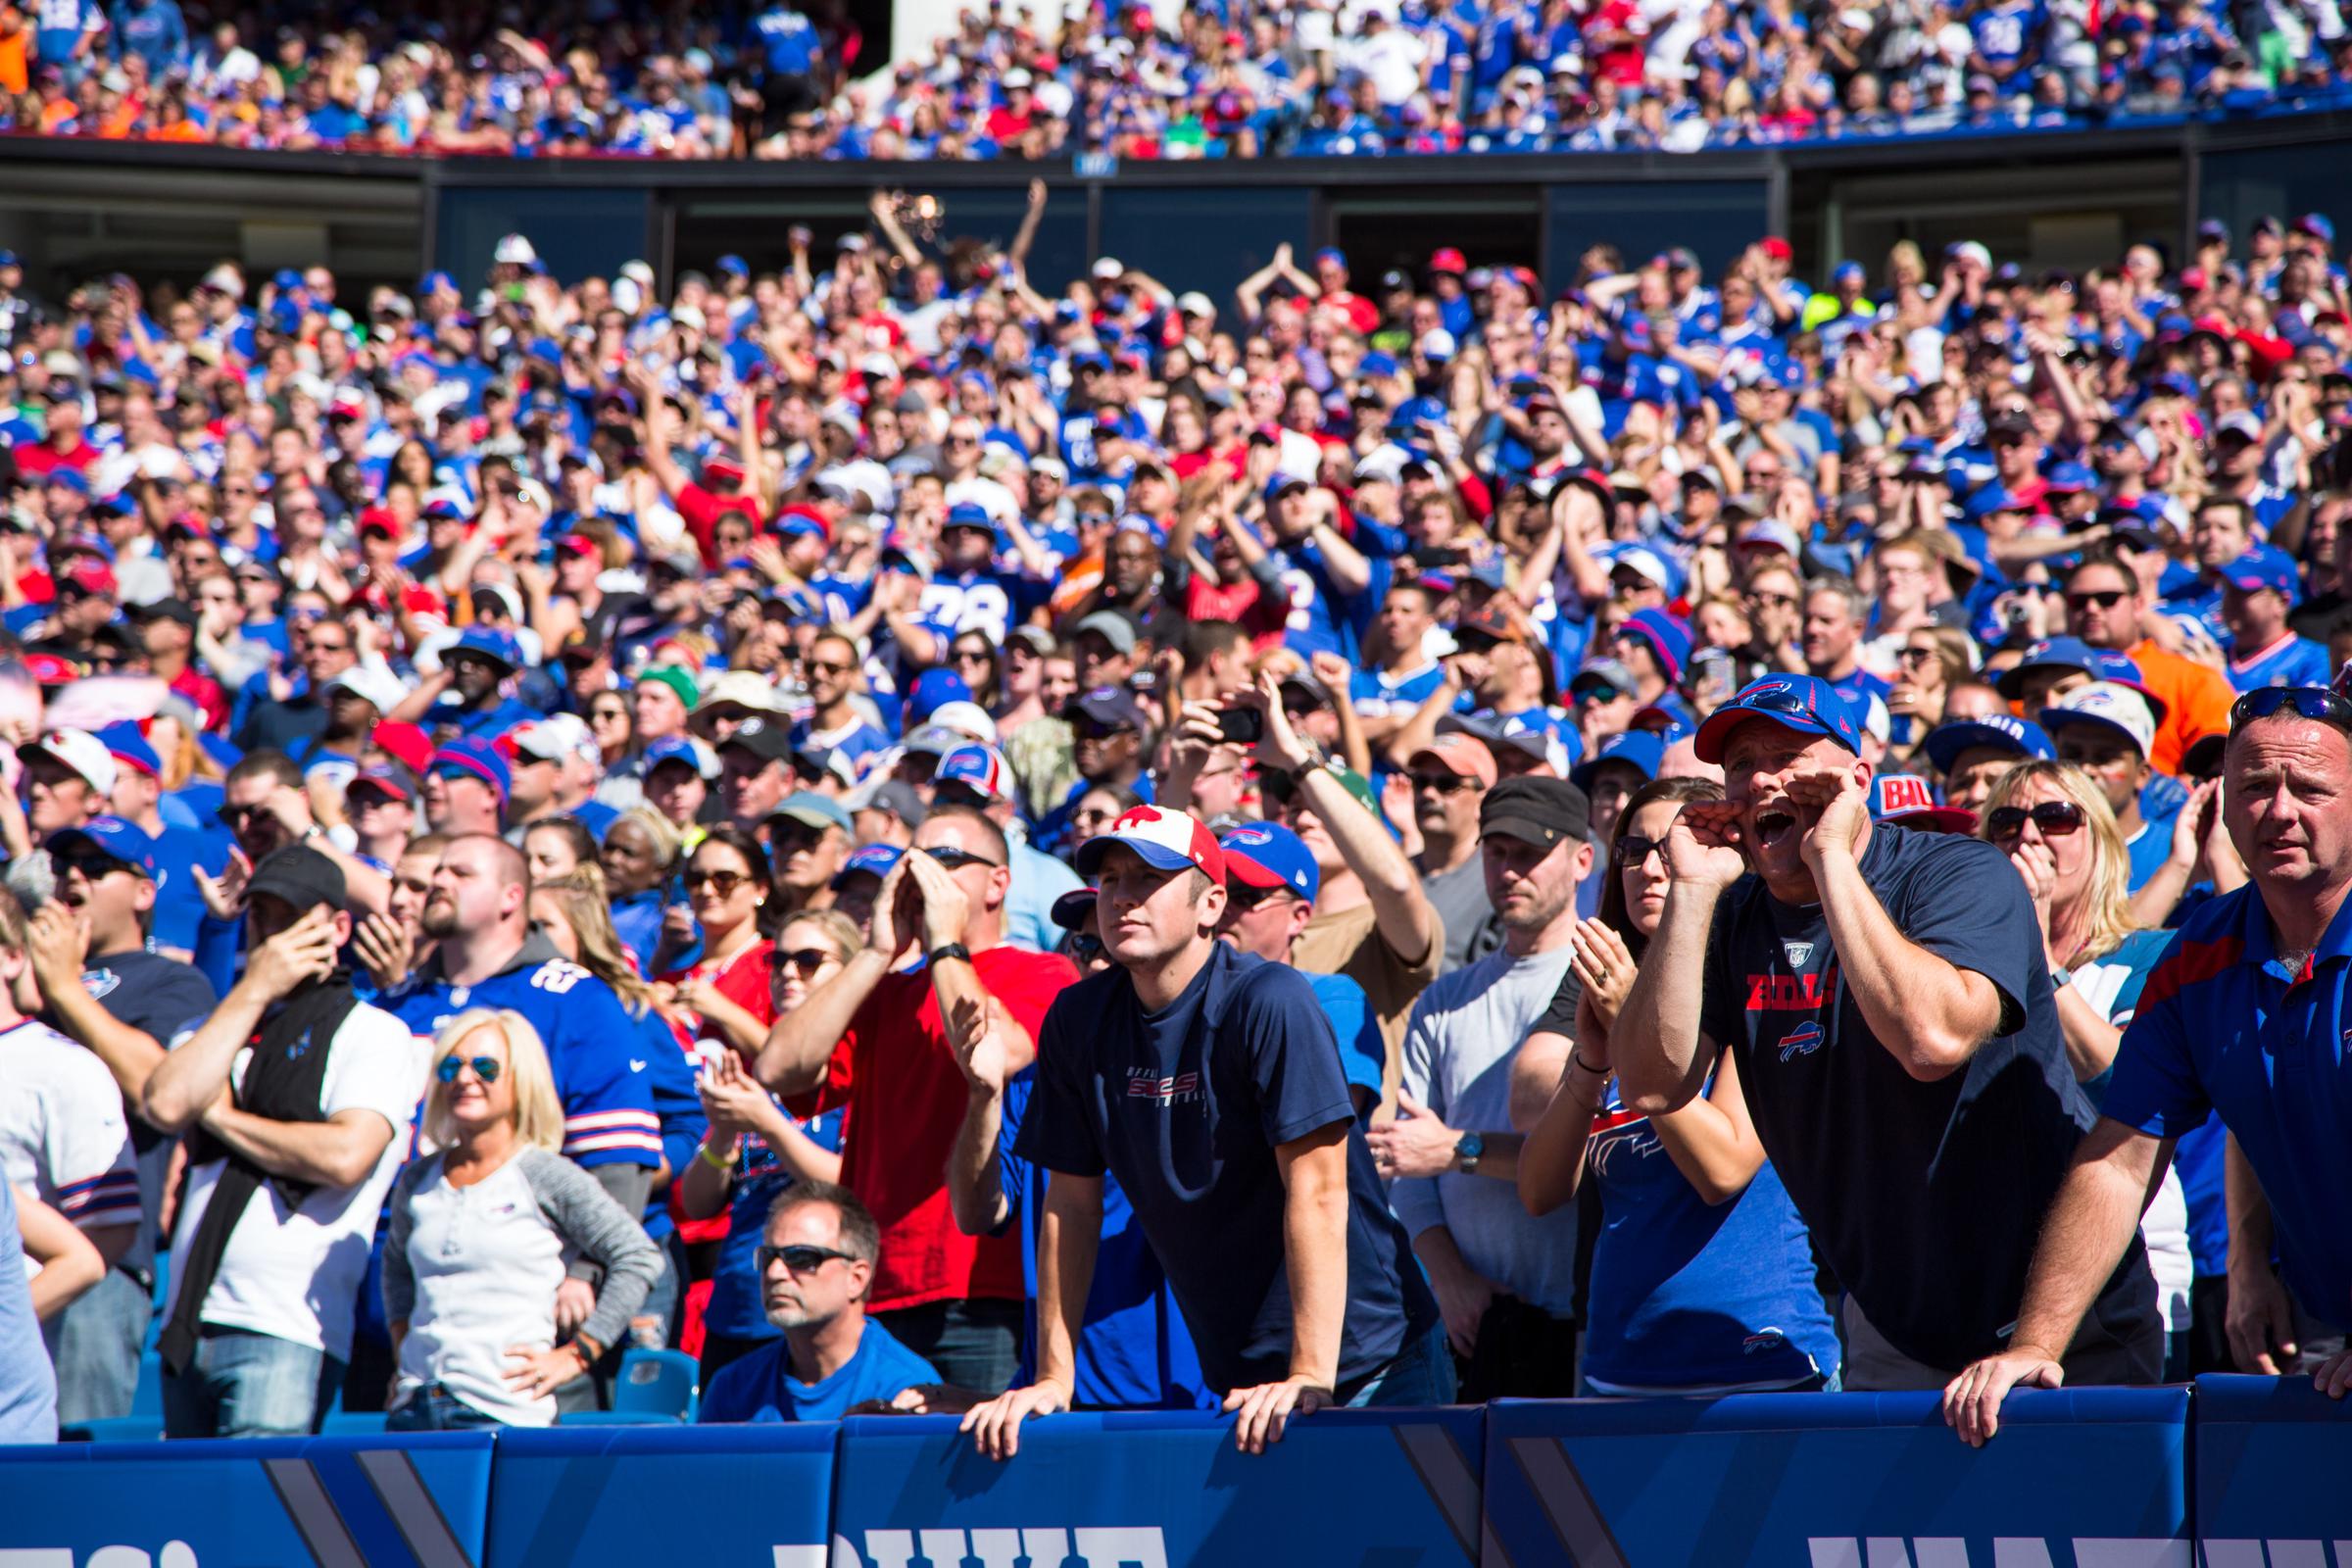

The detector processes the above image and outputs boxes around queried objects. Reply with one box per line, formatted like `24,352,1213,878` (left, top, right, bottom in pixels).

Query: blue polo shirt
698,1318,936,1423
2102,884,2352,1333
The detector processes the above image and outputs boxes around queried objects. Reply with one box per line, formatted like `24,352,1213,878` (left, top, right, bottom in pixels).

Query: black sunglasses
1615,834,1667,866
1410,771,1478,794
434,1054,504,1084
54,853,134,881
1065,933,1103,963
2229,685,2352,734
2066,589,2131,612
1985,802,2086,840
924,845,1004,871
683,867,755,894
773,947,835,976
756,1244,854,1273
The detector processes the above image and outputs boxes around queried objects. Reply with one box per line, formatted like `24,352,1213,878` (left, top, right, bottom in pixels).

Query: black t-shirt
1694,823,2156,1371
65,946,219,1270
1015,945,1440,1394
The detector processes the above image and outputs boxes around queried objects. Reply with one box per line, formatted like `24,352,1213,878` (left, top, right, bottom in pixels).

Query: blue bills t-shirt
698,1318,937,1423
1695,823,2158,1370
1015,945,1439,1394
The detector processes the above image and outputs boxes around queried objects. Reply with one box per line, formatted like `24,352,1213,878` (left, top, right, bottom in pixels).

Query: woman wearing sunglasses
1518,777,1841,1395
654,826,780,1070
1978,760,2194,1372
679,910,858,1382
383,1008,661,1430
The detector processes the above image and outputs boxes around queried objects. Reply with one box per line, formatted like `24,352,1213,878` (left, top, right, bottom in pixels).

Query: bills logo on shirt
80,968,122,1001
1778,1021,1825,1061
1747,972,1834,1011
1126,1068,1200,1105
1782,943,1814,967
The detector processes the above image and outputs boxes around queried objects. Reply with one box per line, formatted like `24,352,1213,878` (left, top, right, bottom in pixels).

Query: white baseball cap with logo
2039,680,2157,759
22,728,119,796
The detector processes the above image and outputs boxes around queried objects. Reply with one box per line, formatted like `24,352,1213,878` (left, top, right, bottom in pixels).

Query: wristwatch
1453,1131,1485,1176
928,942,973,968
2050,965,2074,991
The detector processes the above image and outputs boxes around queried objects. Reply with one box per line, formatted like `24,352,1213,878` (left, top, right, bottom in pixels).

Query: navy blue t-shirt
1014,945,1439,1394
697,1318,937,1423
1696,823,2157,1370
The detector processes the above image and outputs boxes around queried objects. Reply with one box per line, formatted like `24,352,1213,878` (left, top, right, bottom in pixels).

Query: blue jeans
162,1327,345,1439
1345,1324,1459,1408
47,1267,150,1425
386,1386,504,1431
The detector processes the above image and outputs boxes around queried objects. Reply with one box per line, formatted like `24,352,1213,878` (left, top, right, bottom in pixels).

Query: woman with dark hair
522,816,599,885
1517,776,1840,1395
948,630,1001,710
653,824,779,1070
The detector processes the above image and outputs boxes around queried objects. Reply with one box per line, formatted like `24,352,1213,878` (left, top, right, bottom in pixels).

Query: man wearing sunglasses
1947,683,2352,1443
934,743,1082,956
698,1182,940,1424
756,806,1077,1396
1613,673,2161,1393
2062,550,2234,777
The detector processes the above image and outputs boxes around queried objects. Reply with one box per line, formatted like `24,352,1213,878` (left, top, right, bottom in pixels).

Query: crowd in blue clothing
10,0,2352,157
1,186,2350,1444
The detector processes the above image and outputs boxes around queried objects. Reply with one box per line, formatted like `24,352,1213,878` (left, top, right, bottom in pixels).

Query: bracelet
695,1140,735,1173
1570,1051,1609,1077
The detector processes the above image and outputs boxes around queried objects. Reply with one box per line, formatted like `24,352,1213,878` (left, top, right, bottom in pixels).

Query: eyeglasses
953,648,994,665
1896,646,1938,665
2229,685,2352,734
683,867,753,895
1410,771,1478,794
1984,801,2086,841
1614,834,1667,866
774,947,837,976
434,1054,504,1084
54,853,132,882
756,1244,854,1274
924,845,1004,871
2065,589,2131,613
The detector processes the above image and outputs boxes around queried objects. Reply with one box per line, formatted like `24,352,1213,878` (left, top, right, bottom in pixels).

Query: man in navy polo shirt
1946,683,2352,1442
961,806,1443,1459
1613,674,2161,1391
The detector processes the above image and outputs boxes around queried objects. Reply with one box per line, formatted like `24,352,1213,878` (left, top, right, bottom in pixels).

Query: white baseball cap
323,662,408,715
2039,681,2157,758
23,729,118,797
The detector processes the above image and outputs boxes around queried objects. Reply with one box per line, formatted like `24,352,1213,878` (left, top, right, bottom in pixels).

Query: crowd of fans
6,0,2352,159
0,192,2349,1446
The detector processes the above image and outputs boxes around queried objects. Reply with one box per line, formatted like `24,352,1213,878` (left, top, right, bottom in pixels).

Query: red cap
358,507,401,538
1759,236,1793,262
23,653,80,685
705,458,749,490
64,559,118,598
1429,247,1468,275
556,533,600,558
371,721,434,775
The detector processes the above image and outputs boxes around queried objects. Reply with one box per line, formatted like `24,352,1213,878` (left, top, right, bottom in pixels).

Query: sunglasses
1066,933,1104,963
54,853,133,882
1984,802,2086,840
1071,717,1136,742
2065,589,2131,613
1574,683,1626,705
434,1054,504,1084
773,947,837,976
1897,646,1938,665
2229,685,2352,733
924,845,1004,871
683,867,754,894
1410,771,1478,793
756,1244,854,1274
1614,834,1667,867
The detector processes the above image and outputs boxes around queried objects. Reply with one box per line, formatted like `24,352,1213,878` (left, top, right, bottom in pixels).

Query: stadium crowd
5,0,2352,159
0,194,2349,1446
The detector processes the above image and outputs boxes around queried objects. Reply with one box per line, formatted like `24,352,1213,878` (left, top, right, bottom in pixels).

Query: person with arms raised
959,805,1443,1460
1946,682,2352,1442
1609,675,2161,1391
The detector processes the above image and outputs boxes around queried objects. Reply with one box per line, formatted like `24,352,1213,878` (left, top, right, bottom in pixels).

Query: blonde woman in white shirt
383,1007,661,1430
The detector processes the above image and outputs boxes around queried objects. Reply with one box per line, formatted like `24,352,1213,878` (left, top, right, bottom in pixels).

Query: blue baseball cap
1921,713,2056,774
1570,728,1664,792
449,626,520,672
831,843,903,889
430,736,511,803
1693,675,1865,764
2045,461,2096,494
2220,545,2301,605
94,720,162,779
1963,483,2027,520
907,668,973,725
942,501,996,534
1616,609,1692,684
1994,637,2105,698
1263,472,1311,503
2082,650,2168,721
716,254,749,276
641,735,711,778
47,816,157,879
1218,821,1319,904
1050,884,1100,932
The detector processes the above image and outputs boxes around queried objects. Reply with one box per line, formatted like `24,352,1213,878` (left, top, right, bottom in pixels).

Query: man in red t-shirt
13,385,101,483
755,803,1077,1395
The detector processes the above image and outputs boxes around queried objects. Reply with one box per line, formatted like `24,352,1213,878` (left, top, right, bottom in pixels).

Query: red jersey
840,946,1077,1312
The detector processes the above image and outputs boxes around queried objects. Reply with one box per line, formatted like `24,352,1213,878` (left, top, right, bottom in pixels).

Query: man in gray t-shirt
1405,735,1499,973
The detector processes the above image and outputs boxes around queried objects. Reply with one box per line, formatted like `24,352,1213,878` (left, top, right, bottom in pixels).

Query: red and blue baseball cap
1922,712,2056,774
95,720,161,779
1050,884,1100,932
1870,774,1979,834
2220,545,2302,606
831,843,903,889
1570,727,1664,792
48,815,157,879
430,736,512,802
936,743,1015,804
1616,609,1692,684
1693,674,1864,763
1218,821,1319,903
1075,803,1227,882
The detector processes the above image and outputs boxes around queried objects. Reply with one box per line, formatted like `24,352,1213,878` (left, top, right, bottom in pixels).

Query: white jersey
0,1019,138,1236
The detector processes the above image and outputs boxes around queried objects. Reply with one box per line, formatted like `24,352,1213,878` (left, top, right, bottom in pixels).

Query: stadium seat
557,1411,685,1426
612,1348,700,1421
319,1410,389,1435
60,1351,165,1442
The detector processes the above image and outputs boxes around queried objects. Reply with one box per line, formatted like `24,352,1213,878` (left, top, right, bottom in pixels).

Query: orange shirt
2128,640,2235,776
0,27,27,96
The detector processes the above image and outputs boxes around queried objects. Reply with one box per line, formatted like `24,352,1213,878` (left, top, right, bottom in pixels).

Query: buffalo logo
1741,1329,1787,1355
81,968,122,1001
1740,678,1796,700
1228,826,1274,848
1778,1021,1824,1061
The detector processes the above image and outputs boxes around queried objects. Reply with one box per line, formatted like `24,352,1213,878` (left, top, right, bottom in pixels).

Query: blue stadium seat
557,1410,684,1426
319,1410,388,1435
612,1349,700,1421
60,1350,165,1442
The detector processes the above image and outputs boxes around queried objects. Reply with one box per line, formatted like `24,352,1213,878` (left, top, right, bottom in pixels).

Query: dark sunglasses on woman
1984,802,2085,841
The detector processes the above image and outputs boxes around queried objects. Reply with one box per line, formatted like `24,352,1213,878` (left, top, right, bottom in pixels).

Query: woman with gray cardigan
384,1007,662,1430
